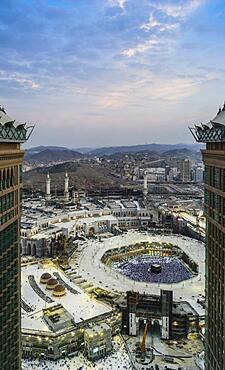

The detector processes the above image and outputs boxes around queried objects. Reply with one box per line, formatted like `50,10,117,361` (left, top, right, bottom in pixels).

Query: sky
0,0,225,148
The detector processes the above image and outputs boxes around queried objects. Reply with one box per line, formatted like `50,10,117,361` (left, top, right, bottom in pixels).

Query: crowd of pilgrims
113,255,193,284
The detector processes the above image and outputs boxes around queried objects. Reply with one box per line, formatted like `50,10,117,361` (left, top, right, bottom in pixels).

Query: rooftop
21,262,112,333
0,106,34,143
190,103,225,143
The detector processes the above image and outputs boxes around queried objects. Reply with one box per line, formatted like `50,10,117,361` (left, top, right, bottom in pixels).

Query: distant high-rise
190,104,225,370
194,166,204,183
0,106,33,369
182,159,191,182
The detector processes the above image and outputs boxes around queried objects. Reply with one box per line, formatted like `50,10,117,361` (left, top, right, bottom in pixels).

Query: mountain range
25,142,204,160
24,148,83,164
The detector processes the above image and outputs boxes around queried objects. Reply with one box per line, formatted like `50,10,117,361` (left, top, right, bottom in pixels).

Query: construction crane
140,320,150,353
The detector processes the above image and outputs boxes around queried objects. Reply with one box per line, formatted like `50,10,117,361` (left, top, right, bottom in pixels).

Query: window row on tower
0,192,14,213
0,166,18,191
204,165,225,191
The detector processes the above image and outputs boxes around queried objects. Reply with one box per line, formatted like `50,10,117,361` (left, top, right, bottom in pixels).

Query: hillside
23,161,122,192
24,148,83,164
162,148,202,160
26,146,69,155
87,143,204,156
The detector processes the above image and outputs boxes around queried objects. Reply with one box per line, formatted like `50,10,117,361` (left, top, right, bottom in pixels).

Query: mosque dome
53,284,66,297
46,278,58,290
40,273,52,284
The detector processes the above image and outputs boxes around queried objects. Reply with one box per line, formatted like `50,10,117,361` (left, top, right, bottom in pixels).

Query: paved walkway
70,231,205,315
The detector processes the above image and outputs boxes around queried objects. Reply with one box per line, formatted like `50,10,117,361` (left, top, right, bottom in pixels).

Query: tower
143,175,148,197
64,172,69,202
72,189,76,204
46,172,51,201
182,159,191,182
127,291,139,336
0,106,33,369
72,189,80,207
161,290,173,340
190,103,225,370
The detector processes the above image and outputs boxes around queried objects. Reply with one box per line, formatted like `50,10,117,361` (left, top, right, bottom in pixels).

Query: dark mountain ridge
25,148,83,164
87,143,204,156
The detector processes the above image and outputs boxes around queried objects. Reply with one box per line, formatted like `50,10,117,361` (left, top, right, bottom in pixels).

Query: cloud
108,0,126,10
150,77,202,101
101,92,126,108
0,70,40,90
121,0,204,59
0,0,222,148
121,36,161,57
151,0,204,19
93,69,213,113
141,13,179,32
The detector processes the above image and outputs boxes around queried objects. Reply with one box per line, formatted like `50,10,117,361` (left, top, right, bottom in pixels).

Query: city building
182,159,191,182
21,262,120,360
20,198,119,257
118,290,199,340
194,166,204,183
158,202,205,241
20,195,154,258
190,103,225,370
0,106,33,369
84,323,112,360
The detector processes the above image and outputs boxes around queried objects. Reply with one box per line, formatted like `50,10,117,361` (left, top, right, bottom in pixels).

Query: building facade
182,159,191,182
190,104,225,370
84,323,112,360
0,106,32,369
119,290,199,340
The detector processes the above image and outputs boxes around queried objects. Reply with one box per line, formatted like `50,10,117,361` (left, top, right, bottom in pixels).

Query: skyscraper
190,104,225,370
0,106,33,369
194,166,204,183
182,159,191,182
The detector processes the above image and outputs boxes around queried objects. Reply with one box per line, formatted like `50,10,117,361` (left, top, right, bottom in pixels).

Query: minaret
72,189,76,204
46,173,51,201
143,175,148,197
64,172,69,202
143,174,148,208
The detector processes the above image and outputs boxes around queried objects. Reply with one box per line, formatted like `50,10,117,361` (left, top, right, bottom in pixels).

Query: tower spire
46,172,51,201
64,172,69,202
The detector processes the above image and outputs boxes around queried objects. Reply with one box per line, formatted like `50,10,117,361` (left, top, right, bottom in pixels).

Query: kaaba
150,264,162,274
